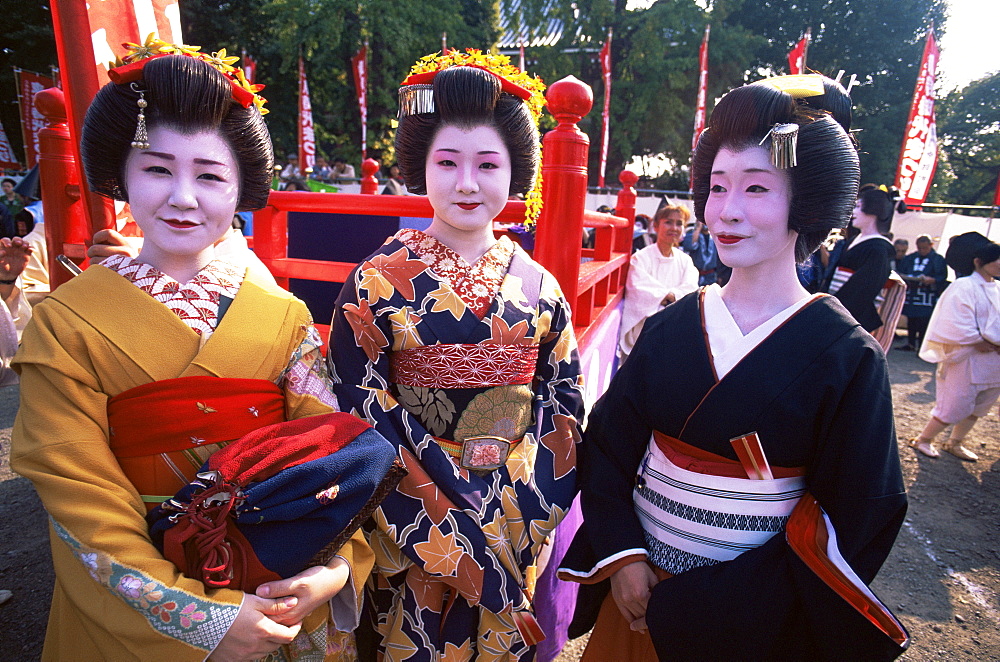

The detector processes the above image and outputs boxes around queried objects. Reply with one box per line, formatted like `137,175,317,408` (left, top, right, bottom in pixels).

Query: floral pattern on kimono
328,230,584,661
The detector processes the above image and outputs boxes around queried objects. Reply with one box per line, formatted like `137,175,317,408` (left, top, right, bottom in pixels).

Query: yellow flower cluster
407,49,547,226
114,33,268,114
407,49,546,124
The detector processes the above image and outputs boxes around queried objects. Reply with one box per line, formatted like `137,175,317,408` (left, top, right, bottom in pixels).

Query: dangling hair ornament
759,123,799,169
130,83,150,149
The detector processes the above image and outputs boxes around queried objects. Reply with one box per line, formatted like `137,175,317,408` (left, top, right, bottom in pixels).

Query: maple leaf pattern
343,299,388,363
388,307,423,352
395,447,455,526
485,316,533,345
413,525,463,577
358,266,394,304
540,413,579,481
427,283,468,321
363,248,427,302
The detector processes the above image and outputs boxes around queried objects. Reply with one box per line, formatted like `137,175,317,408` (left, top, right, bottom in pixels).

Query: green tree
717,0,947,185
929,71,1000,211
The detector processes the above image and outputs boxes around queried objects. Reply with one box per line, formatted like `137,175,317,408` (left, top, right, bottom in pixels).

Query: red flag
788,30,810,75
992,171,1000,210
0,123,19,170
242,51,257,85
895,30,940,208
351,44,368,160
692,25,710,154
86,0,182,86
298,57,316,176
14,69,55,169
598,30,612,189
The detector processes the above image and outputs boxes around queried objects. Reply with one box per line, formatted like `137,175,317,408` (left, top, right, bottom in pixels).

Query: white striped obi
634,434,806,575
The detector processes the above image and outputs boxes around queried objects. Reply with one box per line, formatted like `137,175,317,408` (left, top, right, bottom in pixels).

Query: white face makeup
704,145,797,272
124,126,239,277
423,124,512,243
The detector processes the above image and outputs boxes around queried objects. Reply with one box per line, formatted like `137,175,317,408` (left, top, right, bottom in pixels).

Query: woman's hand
255,557,350,626
609,560,659,632
209,594,301,662
0,236,33,279
87,228,139,262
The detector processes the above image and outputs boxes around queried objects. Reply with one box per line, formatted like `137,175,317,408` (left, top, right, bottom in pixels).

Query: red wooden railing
36,75,636,349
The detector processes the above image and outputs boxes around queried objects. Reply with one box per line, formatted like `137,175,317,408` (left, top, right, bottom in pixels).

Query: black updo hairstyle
857,184,897,235
691,76,860,262
395,66,539,197
81,54,273,212
973,241,1000,269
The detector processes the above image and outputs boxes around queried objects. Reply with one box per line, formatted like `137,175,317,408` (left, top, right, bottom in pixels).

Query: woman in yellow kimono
11,47,373,661
328,52,584,660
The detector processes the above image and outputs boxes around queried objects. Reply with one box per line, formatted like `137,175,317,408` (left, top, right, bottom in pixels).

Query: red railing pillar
614,170,639,254
360,157,380,194
35,87,90,289
534,76,593,307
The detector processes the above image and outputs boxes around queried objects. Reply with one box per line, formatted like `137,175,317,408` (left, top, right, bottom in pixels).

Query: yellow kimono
11,264,373,661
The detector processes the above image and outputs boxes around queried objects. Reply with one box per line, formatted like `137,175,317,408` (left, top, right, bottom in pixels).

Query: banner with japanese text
15,69,55,169
598,31,612,189
895,30,939,207
692,25,710,154
0,123,19,170
351,45,368,160
298,57,316,175
788,30,809,75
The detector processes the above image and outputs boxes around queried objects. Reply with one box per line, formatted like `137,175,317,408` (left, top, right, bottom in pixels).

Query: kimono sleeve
10,302,243,661
833,241,892,331
646,335,907,661
327,262,535,615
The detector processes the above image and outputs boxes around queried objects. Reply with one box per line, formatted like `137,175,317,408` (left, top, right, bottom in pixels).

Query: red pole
534,75,593,307
49,0,114,239
360,157,380,195
35,87,90,289
614,169,638,254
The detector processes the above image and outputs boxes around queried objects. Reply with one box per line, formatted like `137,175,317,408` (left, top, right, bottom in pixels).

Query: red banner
298,57,316,175
0,123,19,170
351,45,368,160
87,0,182,86
15,69,56,169
993,171,1000,210
692,25,710,155
895,30,939,208
788,30,809,75
242,51,257,85
598,30,612,189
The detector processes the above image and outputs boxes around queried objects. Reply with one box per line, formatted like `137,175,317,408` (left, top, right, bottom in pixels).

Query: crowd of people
2,37,999,662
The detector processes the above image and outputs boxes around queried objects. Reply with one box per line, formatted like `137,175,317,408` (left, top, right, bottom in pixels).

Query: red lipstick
457,203,481,210
716,234,745,245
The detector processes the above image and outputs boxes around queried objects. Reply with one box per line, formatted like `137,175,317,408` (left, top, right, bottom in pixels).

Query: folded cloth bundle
148,412,405,592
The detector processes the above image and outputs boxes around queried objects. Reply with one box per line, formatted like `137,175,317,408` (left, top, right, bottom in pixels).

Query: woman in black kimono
826,184,898,331
560,75,909,661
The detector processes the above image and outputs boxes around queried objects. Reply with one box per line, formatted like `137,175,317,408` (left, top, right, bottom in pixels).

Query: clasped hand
609,560,659,633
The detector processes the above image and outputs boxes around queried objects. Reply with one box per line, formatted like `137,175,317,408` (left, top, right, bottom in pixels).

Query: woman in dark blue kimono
327,51,584,660
561,75,909,661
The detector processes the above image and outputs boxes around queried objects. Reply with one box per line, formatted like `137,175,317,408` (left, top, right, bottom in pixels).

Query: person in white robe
911,241,1000,461
619,204,699,357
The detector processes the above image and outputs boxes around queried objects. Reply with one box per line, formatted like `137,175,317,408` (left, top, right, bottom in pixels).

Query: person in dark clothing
897,234,948,350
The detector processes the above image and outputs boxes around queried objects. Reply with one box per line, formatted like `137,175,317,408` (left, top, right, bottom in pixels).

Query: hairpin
108,34,268,114
397,84,435,119
756,74,825,99
759,123,799,169
130,83,150,149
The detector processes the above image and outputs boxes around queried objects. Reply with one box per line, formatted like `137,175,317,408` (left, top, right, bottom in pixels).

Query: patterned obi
390,343,539,470
390,343,538,389
634,431,806,575
107,376,286,510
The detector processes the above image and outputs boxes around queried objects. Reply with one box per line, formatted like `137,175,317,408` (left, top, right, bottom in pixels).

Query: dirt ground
1,338,998,661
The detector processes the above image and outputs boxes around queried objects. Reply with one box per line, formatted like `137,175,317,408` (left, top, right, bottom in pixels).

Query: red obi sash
107,376,286,509
652,430,805,479
390,343,538,389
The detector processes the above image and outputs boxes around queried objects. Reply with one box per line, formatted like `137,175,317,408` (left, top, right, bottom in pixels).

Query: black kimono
562,291,907,661
829,235,894,332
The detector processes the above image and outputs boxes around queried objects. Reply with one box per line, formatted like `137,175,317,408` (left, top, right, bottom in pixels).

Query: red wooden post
615,169,639,254
50,0,114,238
35,87,90,289
360,157,380,194
534,76,593,307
